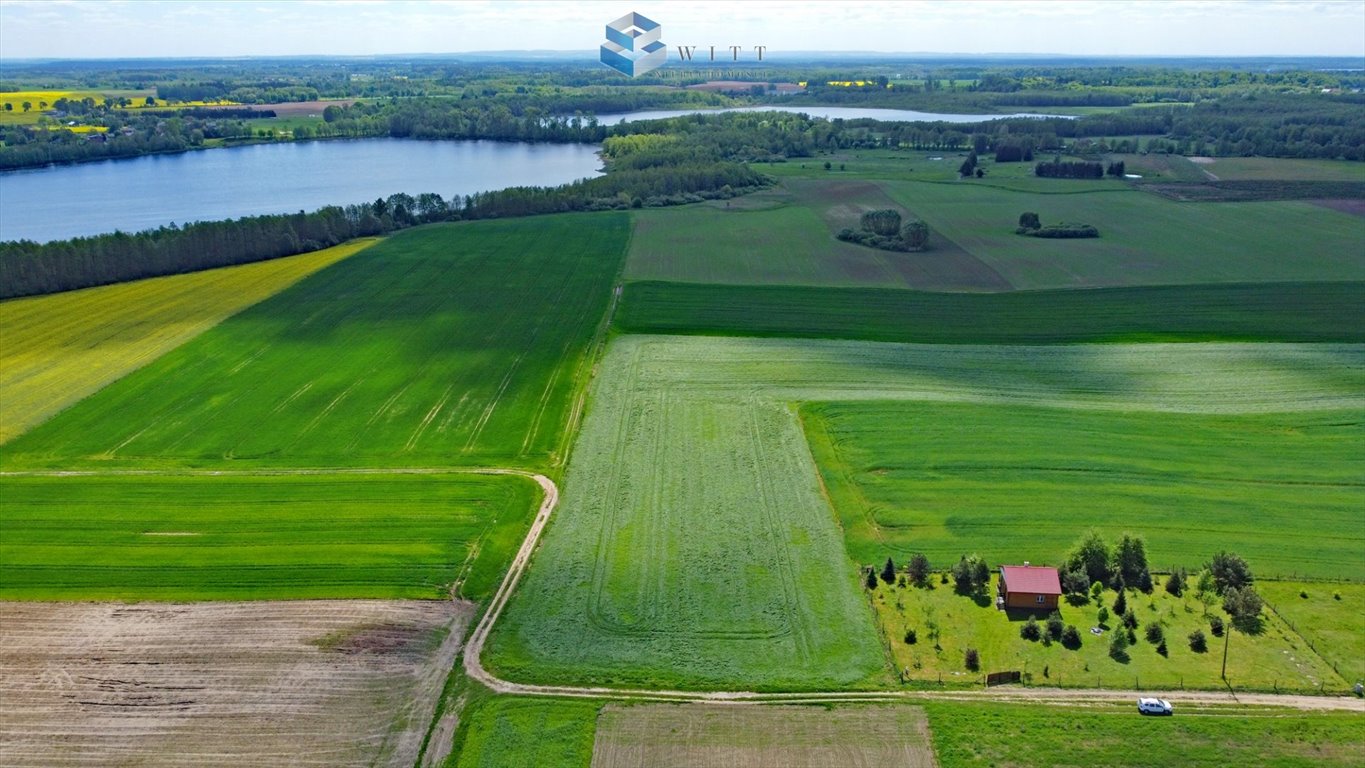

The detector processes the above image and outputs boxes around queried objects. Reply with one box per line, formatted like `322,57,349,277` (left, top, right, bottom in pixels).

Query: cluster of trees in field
1035,158,1105,178
1015,212,1099,239
864,530,1271,668
837,208,930,252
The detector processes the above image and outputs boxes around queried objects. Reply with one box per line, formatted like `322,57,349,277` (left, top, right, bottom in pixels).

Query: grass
1261,581,1365,684
873,576,1347,693
1,215,629,470
0,472,537,601
451,695,598,768
617,281,1365,344
877,180,1365,289
1140,155,1365,182
631,168,1364,293
626,179,1008,291
484,336,1362,690
591,702,936,767
924,700,1365,767
0,239,377,444
803,401,1365,580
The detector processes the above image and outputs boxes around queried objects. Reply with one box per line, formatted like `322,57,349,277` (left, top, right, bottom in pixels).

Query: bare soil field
0,599,472,767
591,702,937,768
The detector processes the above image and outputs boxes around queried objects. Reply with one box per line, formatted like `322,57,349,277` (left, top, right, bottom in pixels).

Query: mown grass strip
617,281,1365,344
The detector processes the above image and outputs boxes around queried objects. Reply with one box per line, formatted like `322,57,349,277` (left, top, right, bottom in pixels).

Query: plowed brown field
0,599,471,767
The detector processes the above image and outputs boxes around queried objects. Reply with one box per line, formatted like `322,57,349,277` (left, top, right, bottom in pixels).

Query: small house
998,564,1061,611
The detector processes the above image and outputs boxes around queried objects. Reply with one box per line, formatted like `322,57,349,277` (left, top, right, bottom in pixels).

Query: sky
1,0,1363,61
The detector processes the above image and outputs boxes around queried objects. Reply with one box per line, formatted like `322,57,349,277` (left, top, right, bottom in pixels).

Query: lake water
594,105,1071,125
0,139,603,243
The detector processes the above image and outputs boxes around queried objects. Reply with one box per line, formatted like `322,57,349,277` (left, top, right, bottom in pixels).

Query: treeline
1034,159,1104,178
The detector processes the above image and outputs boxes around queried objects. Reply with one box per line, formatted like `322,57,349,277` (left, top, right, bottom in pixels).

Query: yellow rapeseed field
0,239,378,444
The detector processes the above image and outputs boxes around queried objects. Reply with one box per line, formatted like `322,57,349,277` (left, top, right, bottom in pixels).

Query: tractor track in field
8,467,1363,714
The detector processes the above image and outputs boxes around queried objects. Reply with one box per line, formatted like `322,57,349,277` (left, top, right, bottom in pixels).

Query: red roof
1000,565,1062,595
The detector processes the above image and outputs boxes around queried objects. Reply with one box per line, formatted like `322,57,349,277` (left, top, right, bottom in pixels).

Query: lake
594,105,1072,125
0,139,603,243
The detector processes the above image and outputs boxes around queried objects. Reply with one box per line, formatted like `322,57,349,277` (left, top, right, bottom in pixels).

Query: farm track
7,469,1362,715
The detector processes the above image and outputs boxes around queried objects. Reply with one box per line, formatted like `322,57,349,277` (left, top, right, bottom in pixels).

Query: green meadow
1260,581,1365,684
0,472,537,601
2,215,629,470
484,335,1363,690
804,401,1365,580
924,701,1365,768
874,575,1347,692
452,695,598,768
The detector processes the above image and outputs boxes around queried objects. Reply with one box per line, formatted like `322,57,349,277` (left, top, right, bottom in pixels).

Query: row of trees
1035,159,1105,179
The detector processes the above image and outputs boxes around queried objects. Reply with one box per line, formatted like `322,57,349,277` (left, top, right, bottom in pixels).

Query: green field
0,472,537,601
617,281,1365,343
874,576,1347,692
484,335,1362,690
626,180,1009,291
924,701,1365,767
1,215,629,470
625,172,1363,293
1261,581,1365,684
804,401,1365,580
452,695,598,768
0,239,375,444
878,181,1365,289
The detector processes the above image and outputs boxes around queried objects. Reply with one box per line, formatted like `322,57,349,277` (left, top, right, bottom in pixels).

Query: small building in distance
998,564,1061,611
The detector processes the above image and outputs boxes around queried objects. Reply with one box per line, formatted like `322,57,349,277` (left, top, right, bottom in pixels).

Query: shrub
865,567,878,590
1108,631,1130,661
1021,616,1042,641
1046,612,1065,640
964,648,980,671
1022,222,1100,238
1062,624,1082,649
1222,585,1264,623
1097,606,1110,626
1145,622,1165,645
881,557,897,585
904,629,917,645
1188,629,1208,652
1122,609,1138,630
1165,569,1185,597
1299,590,1308,599
1210,616,1225,636
1208,551,1254,593
1062,568,1090,596
1112,588,1128,616
907,553,931,586
1157,640,1168,657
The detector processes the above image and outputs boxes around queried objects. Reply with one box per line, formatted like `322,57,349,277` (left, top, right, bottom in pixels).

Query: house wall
1004,591,1058,611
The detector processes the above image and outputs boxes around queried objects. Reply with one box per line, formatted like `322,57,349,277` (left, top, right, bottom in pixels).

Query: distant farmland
483,336,1363,689
2,215,629,470
0,239,375,444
